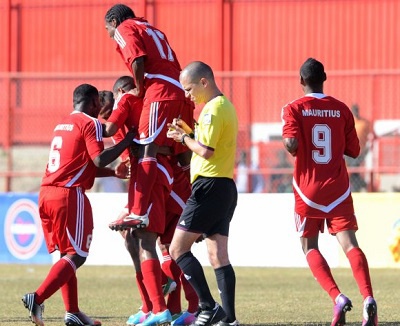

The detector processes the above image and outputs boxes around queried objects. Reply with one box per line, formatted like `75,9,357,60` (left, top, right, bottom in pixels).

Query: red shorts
39,186,94,257
294,212,359,238
128,156,173,235
159,169,191,244
137,99,195,155
129,154,174,192
160,211,180,245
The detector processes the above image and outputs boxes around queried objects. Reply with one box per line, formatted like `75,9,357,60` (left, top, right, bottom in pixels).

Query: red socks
180,272,199,313
141,259,167,313
306,249,340,302
35,256,76,305
347,247,374,299
306,247,374,302
61,273,79,312
161,252,182,285
136,271,152,313
161,252,182,314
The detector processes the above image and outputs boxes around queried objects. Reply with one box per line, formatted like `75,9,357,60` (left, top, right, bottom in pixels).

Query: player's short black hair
105,4,135,26
73,84,98,106
99,90,114,106
300,58,327,87
112,76,135,93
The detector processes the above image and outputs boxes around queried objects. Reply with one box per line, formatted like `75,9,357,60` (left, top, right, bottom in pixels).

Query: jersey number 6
47,136,63,173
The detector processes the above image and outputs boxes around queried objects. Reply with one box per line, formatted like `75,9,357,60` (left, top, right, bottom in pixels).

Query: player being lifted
104,3,193,230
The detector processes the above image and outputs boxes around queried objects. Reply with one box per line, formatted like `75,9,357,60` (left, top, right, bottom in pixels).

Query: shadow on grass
240,324,394,326
3,319,395,326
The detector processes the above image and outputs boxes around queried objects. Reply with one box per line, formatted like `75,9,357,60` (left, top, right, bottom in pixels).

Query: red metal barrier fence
1,70,400,192
1,0,400,192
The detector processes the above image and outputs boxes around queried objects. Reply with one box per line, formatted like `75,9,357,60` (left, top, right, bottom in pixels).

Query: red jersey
282,93,360,217
111,126,130,162
41,111,104,190
108,92,142,134
114,18,185,102
107,92,142,161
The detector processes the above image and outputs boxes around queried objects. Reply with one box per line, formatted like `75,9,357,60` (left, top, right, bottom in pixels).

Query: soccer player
108,178,199,326
104,3,192,230
159,159,199,326
22,84,134,326
98,90,115,121
124,160,199,326
168,61,239,326
99,82,198,325
101,76,173,324
281,58,378,326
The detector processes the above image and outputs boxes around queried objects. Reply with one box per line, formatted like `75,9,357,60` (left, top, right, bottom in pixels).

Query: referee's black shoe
191,302,226,326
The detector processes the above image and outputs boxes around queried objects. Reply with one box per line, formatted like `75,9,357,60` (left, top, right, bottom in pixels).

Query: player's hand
115,158,130,179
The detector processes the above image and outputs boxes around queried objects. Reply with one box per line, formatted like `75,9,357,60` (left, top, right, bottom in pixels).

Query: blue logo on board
4,199,43,260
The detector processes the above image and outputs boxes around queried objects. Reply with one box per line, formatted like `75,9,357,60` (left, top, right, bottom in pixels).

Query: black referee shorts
177,176,238,237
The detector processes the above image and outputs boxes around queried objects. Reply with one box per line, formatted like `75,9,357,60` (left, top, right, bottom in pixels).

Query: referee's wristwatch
181,133,190,146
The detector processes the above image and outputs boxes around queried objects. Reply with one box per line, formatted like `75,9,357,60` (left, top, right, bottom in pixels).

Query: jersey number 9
312,124,332,164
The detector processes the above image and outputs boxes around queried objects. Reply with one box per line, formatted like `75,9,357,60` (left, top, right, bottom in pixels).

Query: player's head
99,90,114,121
112,75,135,95
73,84,101,118
99,90,114,106
351,103,360,118
300,58,327,90
179,61,217,104
105,4,136,38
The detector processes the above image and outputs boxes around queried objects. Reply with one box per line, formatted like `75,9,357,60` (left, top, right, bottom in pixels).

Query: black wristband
189,132,195,139
181,134,189,145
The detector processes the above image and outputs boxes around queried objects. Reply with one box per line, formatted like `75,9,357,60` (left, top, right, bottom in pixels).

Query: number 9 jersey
281,93,360,218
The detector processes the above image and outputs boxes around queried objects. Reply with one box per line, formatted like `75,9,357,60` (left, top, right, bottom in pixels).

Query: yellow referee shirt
190,95,238,183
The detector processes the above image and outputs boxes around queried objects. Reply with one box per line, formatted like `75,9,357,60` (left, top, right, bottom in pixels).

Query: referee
168,61,239,326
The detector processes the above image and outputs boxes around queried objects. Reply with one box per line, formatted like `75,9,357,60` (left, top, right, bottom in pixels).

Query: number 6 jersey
41,111,104,190
281,93,360,218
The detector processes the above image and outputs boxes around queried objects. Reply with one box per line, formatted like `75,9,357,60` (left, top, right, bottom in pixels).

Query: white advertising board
74,193,340,268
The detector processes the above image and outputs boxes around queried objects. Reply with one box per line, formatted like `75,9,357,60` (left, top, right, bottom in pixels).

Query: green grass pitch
1,265,399,325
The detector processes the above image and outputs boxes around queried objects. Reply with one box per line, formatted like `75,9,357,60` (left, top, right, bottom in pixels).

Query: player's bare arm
283,137,298,156
130,56,145,98
93,130,134,168
95,167,117,178
102,121,119,137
